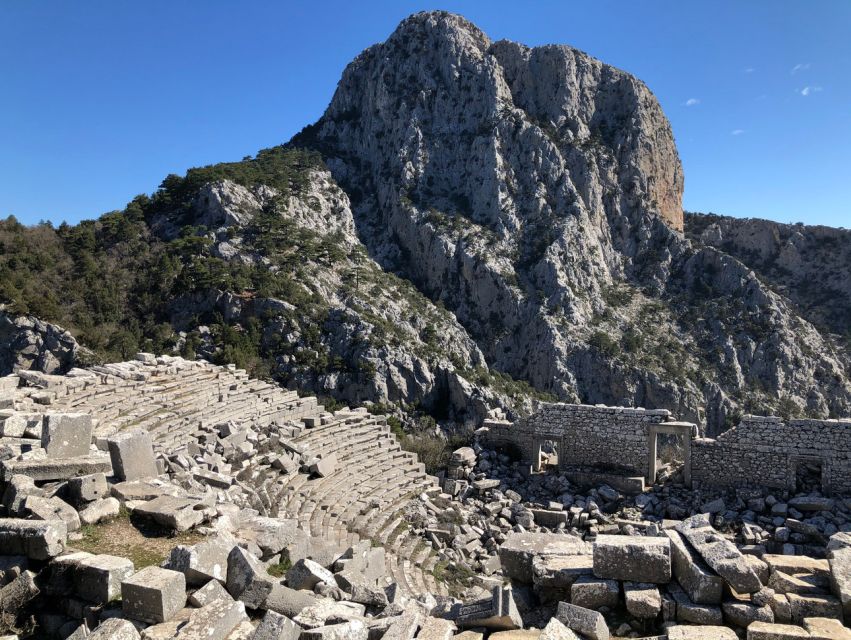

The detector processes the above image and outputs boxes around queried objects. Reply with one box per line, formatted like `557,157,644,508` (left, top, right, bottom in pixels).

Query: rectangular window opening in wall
795,458,824,493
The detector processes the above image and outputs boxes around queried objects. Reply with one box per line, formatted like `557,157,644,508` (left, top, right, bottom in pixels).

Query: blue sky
1,1,849,228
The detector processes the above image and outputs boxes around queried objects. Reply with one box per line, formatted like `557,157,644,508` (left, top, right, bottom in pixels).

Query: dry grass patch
73,511,205,569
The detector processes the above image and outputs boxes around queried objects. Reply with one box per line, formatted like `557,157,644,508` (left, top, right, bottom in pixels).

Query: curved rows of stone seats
6,354,445,597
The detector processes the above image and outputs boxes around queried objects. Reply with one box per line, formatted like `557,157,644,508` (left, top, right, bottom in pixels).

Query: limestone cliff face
291,11,850,433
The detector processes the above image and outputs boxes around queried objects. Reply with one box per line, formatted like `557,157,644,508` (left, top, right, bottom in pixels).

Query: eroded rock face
296,10,851,432
0,309,83,375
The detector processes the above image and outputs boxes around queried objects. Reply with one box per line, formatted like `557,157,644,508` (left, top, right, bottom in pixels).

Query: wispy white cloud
731,129,745,136
791,63,811,74
684,98,700,107
799,85,823,96
743,67,756,74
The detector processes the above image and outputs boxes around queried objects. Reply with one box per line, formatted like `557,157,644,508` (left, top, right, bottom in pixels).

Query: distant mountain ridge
1,11,849,434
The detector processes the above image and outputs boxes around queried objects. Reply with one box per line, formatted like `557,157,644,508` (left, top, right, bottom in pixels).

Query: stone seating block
74,554,135,603
0,518,67,560
593,534,671,583
122,566,186,623
41,413,92,458
108,429,158,481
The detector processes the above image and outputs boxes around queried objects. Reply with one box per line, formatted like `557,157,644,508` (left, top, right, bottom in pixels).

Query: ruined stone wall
691,415,851,493
491,403,671,476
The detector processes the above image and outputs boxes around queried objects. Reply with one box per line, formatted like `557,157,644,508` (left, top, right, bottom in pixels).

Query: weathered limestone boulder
381,611,421,639
78,496,121,525
88,618,141,640
668,582,724,625
286,558,336,591
722,601,774,628
74,554,134,603
1,454,112,482
225,546,274,609
239,516,306,559
165,535,234,585
803,617,851,639
0,518,66,560
309,453,337,478
68,472,109,505
678,515,762,593
555,602,609,640
41,413,92,458
532,553,594,590
828,547,851,619
299,620,368,640
188,578,231,607
174,597,248,640
1,473,40,514
499,532,591,583
624,582,662,618
122,566,186,623
416,617,457,640
746,621,812,639
253,610,302,640
453,586,522,631
133,496,210,532
570,576,619,610
787,593,843,623
593,534,671,583
666,529,724,604
0,570,39,620
263,583,321,618
667,626,737,639
107,429,158,481
293,599,366,628
539,618,580,640
24,494,81,532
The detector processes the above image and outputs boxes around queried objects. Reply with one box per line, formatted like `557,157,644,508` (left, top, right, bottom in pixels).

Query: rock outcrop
0,308,85,376
291,10,851,433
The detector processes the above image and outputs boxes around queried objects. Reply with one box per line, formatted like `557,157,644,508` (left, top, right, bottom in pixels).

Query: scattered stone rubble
0,356,849,639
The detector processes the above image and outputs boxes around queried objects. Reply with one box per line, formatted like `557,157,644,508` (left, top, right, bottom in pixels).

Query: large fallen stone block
78,496,121,525
225,546,274,609
624,582,662,618
539,618,581,640
453,586,522,631
746,621,812,639
165,535,234,585
188,578,231,608
239,516,306,559
416,617,457,640
555,601,609,640
0,518,67,560
668,582,723,625
666,529,724,604
829,547,851,620
122,566,186,624
667,626,737,639
174,597,248,640
24,494,81,533
764,555,830,581
381,611,421,640
68,473,109,506
533,553,594,590
88,618,141,640
1,454,112,481
133,495,209,532
0,570,40,619
1,473,41,514
803,617,851,640
252,610,302,640
309,452,337,477
41,413,92,458
678,515,762,593
593,534,671,584
286,558,335,591
787,593,843,623
74,554,135,603
108,429,158,481
499,532,591,583
263,583,321,618
299,620,368,640
722,601,774,628
293,599,367,628
570,576,619,610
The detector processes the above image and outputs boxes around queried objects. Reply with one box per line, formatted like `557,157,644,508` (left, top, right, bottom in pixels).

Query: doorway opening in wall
655,432,686,483
795,458,824,493
539,439,559,472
